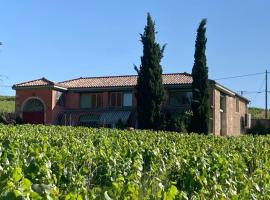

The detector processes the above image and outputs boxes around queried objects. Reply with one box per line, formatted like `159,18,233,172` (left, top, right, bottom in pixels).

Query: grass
0,96,15,113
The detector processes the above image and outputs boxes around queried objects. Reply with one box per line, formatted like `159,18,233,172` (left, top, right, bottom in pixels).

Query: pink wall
16,89,54,124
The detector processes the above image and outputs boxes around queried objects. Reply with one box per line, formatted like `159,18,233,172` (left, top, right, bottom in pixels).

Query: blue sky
0,0,269,108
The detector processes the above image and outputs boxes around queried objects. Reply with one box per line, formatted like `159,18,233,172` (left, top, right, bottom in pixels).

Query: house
12,72,250,135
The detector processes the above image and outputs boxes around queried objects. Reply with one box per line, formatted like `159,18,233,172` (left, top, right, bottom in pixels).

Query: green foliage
0,96,15,101
0,125,269,199
135,13,166,130
191,19,210,134
115,118,124,130
0,96,15,113
248,107,269,119
165,111,192,133
0,112,16,124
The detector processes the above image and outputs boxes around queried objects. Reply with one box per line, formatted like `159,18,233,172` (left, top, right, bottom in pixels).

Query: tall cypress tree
135,13,165,130
190,19,210,134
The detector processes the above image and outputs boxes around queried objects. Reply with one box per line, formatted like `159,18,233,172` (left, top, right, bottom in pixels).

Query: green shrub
0,112,16,124
165,110,192,133
115,118,125,129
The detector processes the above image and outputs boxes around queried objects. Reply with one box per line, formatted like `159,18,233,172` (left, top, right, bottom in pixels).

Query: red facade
12,74,249,134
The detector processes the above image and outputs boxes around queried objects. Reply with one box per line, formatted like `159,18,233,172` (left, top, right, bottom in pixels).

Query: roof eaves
67,85,135,91
12,84,67,91
12,85,54,90
212,81,250,103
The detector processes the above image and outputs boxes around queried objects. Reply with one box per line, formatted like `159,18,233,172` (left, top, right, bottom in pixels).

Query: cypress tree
135,13,165,130
190,19,210,134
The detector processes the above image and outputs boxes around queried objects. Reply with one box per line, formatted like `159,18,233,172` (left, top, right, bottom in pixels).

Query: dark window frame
123,92,133,107
168,90,192,107
109,92,123,107
80,93,103,109
236,98,239,112
220,93,226,111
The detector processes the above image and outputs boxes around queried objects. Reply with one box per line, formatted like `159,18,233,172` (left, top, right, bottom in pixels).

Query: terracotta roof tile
13,73,193,89
58,73,192,88
13,78,55,88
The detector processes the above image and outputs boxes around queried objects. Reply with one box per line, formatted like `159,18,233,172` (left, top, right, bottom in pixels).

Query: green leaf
166,185,178,200
12,167,22,183
20,178,32,192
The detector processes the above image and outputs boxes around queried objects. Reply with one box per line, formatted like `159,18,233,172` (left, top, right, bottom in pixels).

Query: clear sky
0,0,269,108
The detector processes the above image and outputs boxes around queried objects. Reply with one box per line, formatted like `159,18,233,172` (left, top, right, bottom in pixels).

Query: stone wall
211,87,248,136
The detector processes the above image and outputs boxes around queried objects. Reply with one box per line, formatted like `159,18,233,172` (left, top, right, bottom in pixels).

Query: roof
13,73,193,89
13,77,55,88
58,73,192,89
12,77,68,90
12,73,249,103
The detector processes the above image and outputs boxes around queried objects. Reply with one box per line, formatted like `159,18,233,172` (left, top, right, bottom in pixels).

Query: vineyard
0,125,270,199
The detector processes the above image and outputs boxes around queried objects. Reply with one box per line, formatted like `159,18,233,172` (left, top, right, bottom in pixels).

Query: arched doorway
22,98,45,124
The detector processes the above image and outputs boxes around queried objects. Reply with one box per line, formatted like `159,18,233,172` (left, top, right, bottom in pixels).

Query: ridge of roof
13,77,56,87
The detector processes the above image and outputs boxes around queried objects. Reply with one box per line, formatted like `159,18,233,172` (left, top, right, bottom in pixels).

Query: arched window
23,99,44,112
22,98,45,124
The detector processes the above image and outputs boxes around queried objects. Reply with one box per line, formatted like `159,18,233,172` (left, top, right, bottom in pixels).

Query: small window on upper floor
56,91,65,106
220,93,226,111
80,93,103,108
92,93,103,108
123,92,132,107
80,93,92,108
169,91,192,106
110,92,122,107
236,98,239,112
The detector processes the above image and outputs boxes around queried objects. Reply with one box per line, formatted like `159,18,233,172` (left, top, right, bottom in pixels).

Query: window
92,93,103,108
80,94,91,108
169,91,192,106
56,91,65,106
220,93,226,111
80,93,103,108
123,93,132,107
110,92,122,107
23,99,44,112
236,98,239,112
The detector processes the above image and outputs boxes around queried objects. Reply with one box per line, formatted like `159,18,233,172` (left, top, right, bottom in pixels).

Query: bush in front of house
0,112,16,124
115,118,125,129
165,110,192,133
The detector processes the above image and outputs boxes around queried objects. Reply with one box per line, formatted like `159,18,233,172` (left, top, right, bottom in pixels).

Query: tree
135,13,165,130
190,19,210,134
